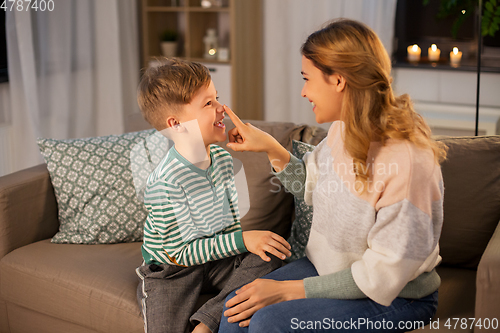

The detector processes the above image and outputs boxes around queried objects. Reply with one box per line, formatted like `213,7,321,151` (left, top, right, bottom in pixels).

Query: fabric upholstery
37,130,169,244
0,239,143,332
217,118,302,237
286,140,316,262
0,163,59,259
435,135,500,268
475,221,500,323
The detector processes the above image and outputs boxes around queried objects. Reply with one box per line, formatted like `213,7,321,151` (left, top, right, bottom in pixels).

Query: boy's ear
166,116,182,130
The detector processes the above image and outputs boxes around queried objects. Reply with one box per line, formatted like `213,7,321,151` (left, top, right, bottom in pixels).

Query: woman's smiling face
300,56,345,124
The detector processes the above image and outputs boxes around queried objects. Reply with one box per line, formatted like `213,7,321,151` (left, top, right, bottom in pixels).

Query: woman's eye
302,77,308,81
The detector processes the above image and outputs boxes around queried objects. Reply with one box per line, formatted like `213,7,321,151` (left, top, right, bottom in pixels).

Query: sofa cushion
286,140,316,262
436,135,500,268
37,130,171,244
0,239,143,332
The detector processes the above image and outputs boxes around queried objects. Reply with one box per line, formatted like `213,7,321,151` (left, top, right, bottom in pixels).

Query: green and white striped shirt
141,144,247,266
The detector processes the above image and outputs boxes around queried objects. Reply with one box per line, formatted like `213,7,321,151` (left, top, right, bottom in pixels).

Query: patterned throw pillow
286,140,316,262
37,129,171,244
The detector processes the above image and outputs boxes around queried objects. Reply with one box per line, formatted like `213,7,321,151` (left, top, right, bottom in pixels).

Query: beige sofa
0,119,499,333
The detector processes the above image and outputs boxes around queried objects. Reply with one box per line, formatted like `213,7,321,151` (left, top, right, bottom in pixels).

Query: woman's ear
334,74,346,93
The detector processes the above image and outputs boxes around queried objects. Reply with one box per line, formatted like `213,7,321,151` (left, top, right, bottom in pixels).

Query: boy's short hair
137,58,211,130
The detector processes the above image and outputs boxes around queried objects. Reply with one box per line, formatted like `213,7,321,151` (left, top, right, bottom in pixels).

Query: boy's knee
223,290,238,311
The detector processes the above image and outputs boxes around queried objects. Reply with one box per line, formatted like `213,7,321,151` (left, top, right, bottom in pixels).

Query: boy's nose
216,102,224,113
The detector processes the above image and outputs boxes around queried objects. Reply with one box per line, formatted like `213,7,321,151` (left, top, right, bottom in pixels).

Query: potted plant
423,0,500,39
160,29,178,58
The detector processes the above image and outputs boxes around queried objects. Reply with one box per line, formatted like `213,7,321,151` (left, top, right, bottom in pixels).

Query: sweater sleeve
273,154,307,199
144,181,247,267
273,140,324,203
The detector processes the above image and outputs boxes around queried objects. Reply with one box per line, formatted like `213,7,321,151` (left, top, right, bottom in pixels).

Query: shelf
146,7,185,12
145,7,229,12
141,0,263,120
189,57,230,64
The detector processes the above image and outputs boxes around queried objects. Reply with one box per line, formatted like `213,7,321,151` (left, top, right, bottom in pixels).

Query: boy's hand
242,230,291,262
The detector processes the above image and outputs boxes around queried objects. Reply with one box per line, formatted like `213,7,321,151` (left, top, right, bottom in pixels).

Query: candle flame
431,44,437,52
453,47,459,55
412,44,418,52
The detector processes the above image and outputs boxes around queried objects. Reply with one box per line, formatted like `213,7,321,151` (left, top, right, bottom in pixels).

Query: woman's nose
301,85,307,97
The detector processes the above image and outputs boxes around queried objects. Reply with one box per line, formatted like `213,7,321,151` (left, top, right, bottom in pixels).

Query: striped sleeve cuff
272,153,307,199
303,268,366,299
233,230,247,253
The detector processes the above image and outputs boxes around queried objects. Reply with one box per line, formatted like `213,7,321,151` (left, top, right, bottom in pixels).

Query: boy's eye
205,97,220,107
302,77,308,81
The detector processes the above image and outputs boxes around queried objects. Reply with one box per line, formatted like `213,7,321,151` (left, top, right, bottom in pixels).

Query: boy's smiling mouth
214,120,225,129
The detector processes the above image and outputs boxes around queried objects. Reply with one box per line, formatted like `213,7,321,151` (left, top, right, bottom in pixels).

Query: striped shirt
141,144,247,266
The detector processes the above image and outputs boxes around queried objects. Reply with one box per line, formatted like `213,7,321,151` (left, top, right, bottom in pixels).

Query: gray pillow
286,140,315,262
37,130,171,244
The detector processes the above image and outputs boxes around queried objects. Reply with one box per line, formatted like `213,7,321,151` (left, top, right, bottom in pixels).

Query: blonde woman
219,19,447,332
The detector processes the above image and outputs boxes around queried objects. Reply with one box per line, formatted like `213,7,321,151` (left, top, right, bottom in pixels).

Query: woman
219,19,447,332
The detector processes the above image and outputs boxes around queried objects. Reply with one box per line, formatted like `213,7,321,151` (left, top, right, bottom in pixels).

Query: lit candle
428,44,441,62
407,44,421,62
450,47,462,66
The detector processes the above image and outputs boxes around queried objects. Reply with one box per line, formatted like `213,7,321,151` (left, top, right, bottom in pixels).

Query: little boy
135,58,291,333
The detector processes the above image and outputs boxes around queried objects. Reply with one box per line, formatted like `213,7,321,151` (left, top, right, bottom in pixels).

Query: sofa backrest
219,118,309,237
436,135,500,269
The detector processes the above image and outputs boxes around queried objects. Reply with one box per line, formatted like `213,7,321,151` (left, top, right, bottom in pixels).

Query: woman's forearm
267,142,291,172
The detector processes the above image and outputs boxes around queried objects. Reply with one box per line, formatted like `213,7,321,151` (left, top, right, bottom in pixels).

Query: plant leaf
486,2,494,12
490,24,497,36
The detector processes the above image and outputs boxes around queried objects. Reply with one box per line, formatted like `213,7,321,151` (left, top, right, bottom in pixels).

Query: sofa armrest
475,220,500,332
0,164,59,260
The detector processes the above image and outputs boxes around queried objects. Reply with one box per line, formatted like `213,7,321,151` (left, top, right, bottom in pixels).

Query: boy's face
177,80,226,147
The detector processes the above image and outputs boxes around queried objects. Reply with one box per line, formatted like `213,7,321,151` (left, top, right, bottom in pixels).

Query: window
0,10,8,83
393,0,500,71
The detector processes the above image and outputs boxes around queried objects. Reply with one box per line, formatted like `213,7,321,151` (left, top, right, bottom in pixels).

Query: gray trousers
136,253,282,333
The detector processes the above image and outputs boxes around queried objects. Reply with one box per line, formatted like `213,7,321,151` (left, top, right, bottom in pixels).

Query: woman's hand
224,105,278,153
224,279,306,327
224,105,291,172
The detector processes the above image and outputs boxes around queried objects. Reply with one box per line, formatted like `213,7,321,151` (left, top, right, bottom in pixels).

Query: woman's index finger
224,105,245,128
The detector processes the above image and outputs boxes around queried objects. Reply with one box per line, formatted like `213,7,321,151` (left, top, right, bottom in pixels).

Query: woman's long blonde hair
301,19,447,192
